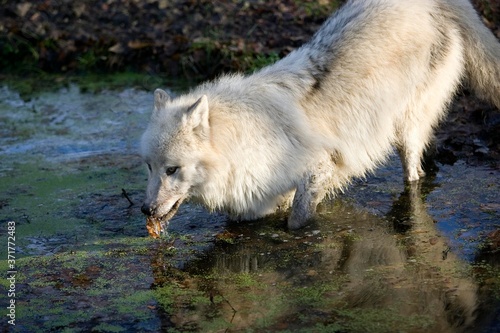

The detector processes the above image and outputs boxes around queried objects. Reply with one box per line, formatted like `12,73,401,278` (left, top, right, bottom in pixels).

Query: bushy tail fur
453,0,500,108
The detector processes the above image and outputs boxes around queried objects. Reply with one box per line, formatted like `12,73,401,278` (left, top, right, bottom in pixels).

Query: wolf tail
454,0,500,108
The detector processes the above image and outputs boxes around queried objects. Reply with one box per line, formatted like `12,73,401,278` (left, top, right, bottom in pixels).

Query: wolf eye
166,166,179,176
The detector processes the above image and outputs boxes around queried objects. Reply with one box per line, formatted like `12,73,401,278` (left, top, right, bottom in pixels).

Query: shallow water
0,85,498,332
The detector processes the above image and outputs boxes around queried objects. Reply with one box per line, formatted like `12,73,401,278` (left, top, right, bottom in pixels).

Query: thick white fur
141,0,500,229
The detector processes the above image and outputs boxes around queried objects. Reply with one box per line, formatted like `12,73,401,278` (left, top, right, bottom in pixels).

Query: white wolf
140,0,500,230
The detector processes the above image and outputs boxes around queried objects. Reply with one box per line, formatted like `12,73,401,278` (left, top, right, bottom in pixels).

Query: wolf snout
141,203,154,216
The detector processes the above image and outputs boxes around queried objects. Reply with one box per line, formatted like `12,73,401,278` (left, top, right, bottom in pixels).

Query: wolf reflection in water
151,182,488,332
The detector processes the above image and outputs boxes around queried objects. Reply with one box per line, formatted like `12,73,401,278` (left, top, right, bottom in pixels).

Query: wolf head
140,89,211,222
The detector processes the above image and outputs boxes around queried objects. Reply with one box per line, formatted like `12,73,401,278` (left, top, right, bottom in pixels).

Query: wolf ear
153,89,172,112
183,95,209,138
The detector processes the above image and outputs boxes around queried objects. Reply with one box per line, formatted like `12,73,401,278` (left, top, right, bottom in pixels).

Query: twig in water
122,188,134,207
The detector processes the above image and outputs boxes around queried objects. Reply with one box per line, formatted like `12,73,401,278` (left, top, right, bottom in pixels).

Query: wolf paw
287,206,315,230
406,165,426,182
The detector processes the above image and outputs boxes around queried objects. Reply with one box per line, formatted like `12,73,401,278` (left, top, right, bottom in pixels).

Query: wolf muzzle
141,203,154,216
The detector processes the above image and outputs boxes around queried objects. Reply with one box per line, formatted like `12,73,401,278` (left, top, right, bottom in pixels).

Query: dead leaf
109,43,126,54
146,216,165,238
128,40,153,49
73,3,86,18
17,3,32,18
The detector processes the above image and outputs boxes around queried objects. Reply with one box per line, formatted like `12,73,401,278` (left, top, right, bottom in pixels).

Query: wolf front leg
288,153,337,230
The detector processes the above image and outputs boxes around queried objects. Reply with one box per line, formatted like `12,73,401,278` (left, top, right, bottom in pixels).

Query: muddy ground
1,0,499,75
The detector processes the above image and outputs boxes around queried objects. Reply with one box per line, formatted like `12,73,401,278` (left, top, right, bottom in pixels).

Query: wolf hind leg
398,27,464,182
288,152,337,230
396,105,445,182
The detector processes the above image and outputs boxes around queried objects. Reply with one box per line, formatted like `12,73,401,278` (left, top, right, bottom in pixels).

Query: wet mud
0,85,498,332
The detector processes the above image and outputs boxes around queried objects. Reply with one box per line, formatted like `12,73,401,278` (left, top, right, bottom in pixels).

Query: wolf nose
141,203,153,216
